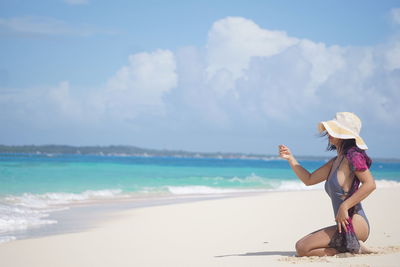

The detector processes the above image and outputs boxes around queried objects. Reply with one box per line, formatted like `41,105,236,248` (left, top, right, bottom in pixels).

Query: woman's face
328,134,341,147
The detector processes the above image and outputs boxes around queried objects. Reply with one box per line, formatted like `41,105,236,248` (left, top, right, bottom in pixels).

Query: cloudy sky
1,0,399,158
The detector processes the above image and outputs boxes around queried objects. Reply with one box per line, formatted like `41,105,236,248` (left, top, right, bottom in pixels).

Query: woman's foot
358,240,379,254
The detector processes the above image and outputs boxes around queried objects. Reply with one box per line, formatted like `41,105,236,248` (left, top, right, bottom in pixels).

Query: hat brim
318,120,368,150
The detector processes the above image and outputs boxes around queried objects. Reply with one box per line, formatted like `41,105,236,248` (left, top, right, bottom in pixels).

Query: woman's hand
336,203,350,233
279,145,294,161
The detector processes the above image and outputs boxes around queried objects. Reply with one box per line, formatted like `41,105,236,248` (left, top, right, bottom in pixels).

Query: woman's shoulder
345,146,372,172
326,156,336,164
323,157,336,169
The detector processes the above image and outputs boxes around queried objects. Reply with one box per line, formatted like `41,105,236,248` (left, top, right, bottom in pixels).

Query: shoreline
0,190,270,243
1,187,399,266
2,180,400,245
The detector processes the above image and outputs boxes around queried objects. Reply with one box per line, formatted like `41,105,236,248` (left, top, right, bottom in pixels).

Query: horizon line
0,144,399,162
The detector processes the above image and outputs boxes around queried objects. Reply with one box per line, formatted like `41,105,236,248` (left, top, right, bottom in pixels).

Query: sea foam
375,179,400,188
0,189,129,243
4,189,128,208
166,185,265,195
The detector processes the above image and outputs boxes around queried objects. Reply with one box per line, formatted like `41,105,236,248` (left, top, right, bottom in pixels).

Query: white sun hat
318,112,368,150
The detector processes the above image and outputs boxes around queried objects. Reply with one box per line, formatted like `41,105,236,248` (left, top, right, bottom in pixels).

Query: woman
278,112,376,256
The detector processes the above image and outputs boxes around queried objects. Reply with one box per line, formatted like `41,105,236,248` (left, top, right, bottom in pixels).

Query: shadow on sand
215,251,296,258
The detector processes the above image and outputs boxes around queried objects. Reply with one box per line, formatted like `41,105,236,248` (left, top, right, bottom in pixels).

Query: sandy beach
0,187,399,267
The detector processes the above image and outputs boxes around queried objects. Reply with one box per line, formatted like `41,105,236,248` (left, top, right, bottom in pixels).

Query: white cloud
107,50,177,100
206,17,298,81
160,16,400,144
390,8,400,24
2,16,400,155
0,50,177,125
47,81,83,119
0,16,115,37
384,41,400,71
0,82,82,128
93,49,177,120
298,40,345,94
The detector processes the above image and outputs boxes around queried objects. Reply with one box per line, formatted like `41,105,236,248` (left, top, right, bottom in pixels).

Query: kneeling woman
279,112,376,256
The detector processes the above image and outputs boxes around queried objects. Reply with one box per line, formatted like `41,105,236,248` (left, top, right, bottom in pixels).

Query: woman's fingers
278,145,291,154
278,145,293,161
337,219,349,233
341,221,348,232
279,144,288,151
278,145,286,157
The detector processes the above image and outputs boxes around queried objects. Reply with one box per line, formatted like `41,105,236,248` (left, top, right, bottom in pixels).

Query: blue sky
1,0,400,158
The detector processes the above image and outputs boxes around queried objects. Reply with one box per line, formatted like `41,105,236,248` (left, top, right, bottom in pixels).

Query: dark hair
321,132,357,155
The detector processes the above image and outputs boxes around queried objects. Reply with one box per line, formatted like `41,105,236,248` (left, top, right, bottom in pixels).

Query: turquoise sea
1,153,400,243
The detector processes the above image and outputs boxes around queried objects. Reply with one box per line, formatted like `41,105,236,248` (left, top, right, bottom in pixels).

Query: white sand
0,187,399,267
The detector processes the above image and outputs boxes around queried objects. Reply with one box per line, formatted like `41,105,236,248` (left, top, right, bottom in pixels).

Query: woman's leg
352,214,369,242
295,225,338,257
352,213,375,253
296,215,370,257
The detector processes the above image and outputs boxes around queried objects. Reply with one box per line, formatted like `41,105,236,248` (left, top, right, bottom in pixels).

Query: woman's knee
295,239,308,257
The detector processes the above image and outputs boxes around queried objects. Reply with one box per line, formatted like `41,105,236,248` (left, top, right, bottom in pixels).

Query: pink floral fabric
346,147,372,172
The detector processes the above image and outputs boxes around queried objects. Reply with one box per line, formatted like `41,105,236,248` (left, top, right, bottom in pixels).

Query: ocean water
1,153,399,243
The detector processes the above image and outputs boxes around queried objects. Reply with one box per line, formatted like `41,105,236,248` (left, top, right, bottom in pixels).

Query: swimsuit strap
337,155,345,168
327,155,345,180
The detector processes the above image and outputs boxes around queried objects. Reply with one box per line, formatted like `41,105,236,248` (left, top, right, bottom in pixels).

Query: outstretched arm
279,144,334,186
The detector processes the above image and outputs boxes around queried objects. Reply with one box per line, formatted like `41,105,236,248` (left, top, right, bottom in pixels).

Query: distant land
0,144,323,161
0,145,398,162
